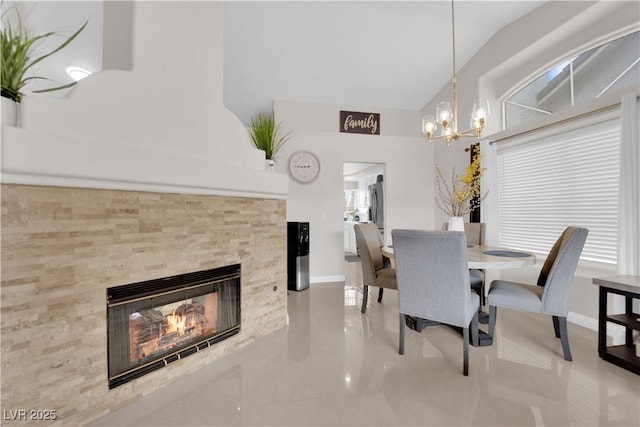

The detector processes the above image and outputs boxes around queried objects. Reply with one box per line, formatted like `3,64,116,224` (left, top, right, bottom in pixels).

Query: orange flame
166,309,187,336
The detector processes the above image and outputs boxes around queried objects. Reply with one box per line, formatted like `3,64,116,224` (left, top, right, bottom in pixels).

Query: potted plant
1,9,87,125
248,112,291,171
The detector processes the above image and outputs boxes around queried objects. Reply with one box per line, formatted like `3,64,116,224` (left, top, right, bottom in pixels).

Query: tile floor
91,261,640,426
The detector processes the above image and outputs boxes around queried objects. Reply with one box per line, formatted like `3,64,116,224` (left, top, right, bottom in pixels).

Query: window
504,31,639,129
497,117,620,265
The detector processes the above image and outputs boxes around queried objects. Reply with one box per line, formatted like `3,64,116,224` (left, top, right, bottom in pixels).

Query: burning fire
129,296,217,364
166,309,197,336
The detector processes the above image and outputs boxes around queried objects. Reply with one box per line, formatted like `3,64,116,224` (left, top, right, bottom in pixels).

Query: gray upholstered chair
392,229,479,376
354,223,397,314
487,227,589,361
442,222,486,306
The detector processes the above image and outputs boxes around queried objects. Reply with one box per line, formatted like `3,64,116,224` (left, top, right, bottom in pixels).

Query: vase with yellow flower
435,154,487,231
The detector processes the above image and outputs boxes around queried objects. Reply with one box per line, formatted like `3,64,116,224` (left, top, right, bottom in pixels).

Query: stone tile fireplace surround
1,184,287,425
0,3,292,423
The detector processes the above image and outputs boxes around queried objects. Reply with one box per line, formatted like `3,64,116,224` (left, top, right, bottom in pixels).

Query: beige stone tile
1,184,287,425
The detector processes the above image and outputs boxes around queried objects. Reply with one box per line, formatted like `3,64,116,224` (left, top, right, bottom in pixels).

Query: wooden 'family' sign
339,111,380,135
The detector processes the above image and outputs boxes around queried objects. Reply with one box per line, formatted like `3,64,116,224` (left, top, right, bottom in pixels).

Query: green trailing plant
248,112,291,161
1,10,87,103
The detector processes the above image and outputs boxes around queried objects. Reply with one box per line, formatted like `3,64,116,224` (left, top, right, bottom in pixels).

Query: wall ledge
1,126,289,200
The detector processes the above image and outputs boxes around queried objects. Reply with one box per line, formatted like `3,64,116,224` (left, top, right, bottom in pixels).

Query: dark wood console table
593,275,640,375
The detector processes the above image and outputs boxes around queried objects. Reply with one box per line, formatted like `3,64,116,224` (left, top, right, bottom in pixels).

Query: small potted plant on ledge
248,112,291,172
435,154,488,231
1,9,87,126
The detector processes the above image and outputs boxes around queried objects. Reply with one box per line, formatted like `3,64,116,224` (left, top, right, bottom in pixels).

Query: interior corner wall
273,100,433,282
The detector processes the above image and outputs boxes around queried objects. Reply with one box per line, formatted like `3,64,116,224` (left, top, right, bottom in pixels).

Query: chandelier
422,0,490,145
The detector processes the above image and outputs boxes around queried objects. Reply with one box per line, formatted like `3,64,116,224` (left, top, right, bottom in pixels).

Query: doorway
343,162,386,256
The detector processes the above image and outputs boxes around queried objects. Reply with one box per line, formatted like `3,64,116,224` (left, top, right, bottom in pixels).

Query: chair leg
361,285,369,313
463,326,469,376
557,316,572,361
378,287,384,303
399,313,406,355
488,305,497,338
552,315,561,338
471,312,479,347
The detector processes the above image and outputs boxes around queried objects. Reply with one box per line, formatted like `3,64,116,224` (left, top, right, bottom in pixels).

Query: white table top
383,244,536,270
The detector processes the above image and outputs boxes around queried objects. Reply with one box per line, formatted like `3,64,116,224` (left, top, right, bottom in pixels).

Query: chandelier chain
451,0,458,132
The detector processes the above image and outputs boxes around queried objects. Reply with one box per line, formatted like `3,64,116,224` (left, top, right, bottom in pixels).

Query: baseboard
568,311,626,345
310,275,346,284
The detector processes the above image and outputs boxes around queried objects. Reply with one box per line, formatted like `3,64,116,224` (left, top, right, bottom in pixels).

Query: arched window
504,31,639,129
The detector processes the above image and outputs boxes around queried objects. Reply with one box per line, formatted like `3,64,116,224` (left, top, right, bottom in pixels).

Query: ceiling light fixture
422,0,490,145
66,66,92,82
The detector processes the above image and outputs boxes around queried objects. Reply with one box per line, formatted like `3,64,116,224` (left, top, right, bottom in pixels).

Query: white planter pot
1,96,19,127
448,216,464,232
265,159,275,172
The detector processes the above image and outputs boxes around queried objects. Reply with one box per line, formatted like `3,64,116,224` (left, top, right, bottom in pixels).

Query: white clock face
289,151,320,183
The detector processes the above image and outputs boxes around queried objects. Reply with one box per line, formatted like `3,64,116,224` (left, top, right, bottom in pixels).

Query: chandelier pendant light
422,0,490,145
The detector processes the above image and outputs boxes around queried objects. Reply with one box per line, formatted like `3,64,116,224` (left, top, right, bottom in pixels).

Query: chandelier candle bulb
422,115,437,138
437,102,453,123
471,98,490,125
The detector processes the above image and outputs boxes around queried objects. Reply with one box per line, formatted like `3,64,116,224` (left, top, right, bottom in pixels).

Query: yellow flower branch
435,154,488,217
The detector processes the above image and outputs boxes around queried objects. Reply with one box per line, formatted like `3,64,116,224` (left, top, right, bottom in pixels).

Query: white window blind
497,118,620,265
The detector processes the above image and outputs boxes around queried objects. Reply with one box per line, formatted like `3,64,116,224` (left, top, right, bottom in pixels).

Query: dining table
382,244,536,270
382,243,536,346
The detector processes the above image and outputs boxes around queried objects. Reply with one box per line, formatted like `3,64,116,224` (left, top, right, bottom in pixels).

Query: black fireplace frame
106,264,241,389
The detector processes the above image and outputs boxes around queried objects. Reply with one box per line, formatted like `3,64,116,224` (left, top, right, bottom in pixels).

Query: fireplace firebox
107,264,240,388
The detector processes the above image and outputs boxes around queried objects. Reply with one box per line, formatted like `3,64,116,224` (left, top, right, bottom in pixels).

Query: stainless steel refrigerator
368,175,384,231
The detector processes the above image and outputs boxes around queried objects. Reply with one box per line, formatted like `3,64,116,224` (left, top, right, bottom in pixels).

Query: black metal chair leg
471,312,479,347
557,316,572,361
361,285,369,313
378,287,384,303
488,305,497,338
399,313,406,355
463,326,469,376
552,315,560,338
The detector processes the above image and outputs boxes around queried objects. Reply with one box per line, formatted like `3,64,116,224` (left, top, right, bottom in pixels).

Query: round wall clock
288,151,321,183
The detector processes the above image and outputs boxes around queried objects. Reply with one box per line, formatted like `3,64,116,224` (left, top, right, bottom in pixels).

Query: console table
592,275,640,375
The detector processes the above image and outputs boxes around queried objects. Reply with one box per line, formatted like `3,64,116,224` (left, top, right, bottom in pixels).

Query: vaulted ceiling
222,1,547,125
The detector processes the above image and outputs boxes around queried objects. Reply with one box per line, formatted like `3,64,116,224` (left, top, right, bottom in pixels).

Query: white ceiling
223,1,547,125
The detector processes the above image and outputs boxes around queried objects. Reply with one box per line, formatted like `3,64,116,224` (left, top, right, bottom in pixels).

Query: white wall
2,1,104,97
3,1,287,199
17,1,261,170
274,100,433,282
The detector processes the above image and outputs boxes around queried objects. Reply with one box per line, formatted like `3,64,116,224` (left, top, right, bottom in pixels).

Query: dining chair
442,222,486,306
392,229,479,376
487,226,589,361
354,223,397,314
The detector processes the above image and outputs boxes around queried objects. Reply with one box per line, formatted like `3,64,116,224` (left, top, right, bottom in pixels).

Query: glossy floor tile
91,262,640,426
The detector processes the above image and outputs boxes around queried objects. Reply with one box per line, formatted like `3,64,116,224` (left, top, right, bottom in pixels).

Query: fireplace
107,264,241,388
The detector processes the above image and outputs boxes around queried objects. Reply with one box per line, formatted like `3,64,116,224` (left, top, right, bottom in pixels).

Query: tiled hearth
0,184,287,425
